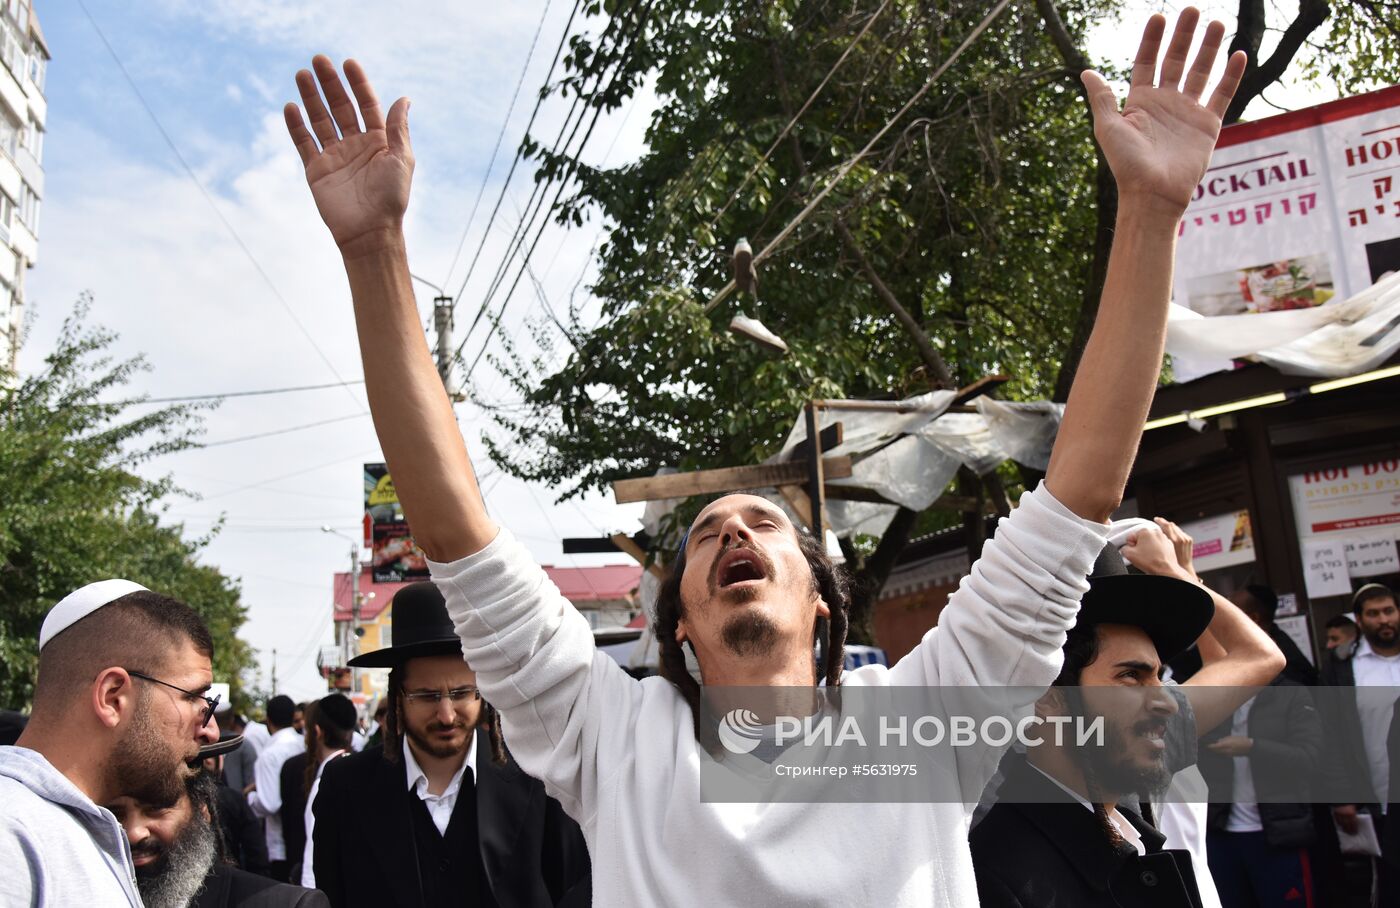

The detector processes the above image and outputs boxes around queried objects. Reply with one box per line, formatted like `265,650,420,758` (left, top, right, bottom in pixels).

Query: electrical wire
194,412,366,448
441,0,565,289
76,0,368,416
695,0,1015,316
447,0,590,308
451,0,647,369
116,379,366,406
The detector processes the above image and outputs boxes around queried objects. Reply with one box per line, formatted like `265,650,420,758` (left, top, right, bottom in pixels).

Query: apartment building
0,0,46,372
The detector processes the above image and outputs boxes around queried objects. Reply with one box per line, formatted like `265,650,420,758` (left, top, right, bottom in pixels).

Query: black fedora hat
1074,543,1215,663
192,732,244,766
348,582,463,668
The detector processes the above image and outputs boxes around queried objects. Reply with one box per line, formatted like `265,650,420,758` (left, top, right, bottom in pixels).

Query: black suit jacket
1199,678,1322,849
193,863,329,908
312,730,590,908
971,755,1203,908
279,752,310,874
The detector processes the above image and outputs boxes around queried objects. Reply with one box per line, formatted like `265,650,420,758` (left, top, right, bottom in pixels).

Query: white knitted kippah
39,579,149,651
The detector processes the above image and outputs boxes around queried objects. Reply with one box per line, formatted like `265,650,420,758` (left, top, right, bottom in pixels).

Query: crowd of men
2,8,1399,908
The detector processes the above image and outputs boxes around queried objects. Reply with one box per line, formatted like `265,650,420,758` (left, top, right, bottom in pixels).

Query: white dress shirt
246,727,304,861
402,733,477,836
300,749,347,888
1352,638,1400,808
1028,763,1146,855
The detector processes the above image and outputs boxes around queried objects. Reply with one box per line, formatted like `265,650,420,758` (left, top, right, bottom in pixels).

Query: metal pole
804,401,826,540
350,544,361,695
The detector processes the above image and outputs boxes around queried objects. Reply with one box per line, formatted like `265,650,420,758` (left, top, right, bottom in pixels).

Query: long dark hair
1049,623,1124,846
381,665,507,767
654,528,850,737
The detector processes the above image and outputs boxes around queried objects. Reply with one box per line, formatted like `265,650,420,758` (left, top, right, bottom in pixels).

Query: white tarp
770,393,1064,539
1168,85,1400,383
1166,269,1400,379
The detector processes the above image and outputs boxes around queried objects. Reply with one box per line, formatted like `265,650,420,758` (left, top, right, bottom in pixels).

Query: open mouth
716,548,769,588
1137,721,1167,751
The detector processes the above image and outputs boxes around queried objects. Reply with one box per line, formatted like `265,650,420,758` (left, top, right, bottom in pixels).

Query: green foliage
488,1,1106,505
0,296,253,709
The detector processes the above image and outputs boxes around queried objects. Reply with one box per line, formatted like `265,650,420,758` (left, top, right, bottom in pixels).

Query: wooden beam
823,484,993,513
805,402,826,539
562,531,654,555
950,374,1010,407
611,456,854,504
777,484,814,528
789,421,843,462
610,533,668,580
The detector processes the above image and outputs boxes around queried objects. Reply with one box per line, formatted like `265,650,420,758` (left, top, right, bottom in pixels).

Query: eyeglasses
126,670,221,727
402,686,480,706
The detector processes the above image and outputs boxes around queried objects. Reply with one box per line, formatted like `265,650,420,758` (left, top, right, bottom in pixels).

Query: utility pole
433,295,454,394
349,541,362,694
409,273,462,401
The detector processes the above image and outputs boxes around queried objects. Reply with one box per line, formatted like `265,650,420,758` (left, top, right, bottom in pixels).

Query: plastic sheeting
1166,270,1400,382
766,393,1064,539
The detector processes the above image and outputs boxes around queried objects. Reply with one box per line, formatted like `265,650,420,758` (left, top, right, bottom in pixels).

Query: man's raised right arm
284,56,495,560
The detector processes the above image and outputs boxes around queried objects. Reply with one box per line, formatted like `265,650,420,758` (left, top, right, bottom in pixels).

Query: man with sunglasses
309,582,590,907
0,580,221,906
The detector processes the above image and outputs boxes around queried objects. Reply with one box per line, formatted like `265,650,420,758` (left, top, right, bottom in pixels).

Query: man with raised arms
283,10,1244,905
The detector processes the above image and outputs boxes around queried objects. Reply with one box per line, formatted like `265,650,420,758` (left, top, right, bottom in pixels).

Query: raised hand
285,57,414,254
1081,9,1246,218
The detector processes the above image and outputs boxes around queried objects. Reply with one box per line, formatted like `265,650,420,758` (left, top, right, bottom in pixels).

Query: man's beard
1363,623,1398,650
113,692,190,810
404,717,473,760
1077,713,1172,800
133,806,217,908
706,540,783,658
721,611,781,658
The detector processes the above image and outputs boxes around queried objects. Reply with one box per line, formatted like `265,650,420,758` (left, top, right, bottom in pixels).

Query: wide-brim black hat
1073,543,1215,663
193,732,244,765
348,581,463,668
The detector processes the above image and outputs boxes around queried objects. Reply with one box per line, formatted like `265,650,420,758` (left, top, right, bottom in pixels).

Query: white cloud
25,1,650,700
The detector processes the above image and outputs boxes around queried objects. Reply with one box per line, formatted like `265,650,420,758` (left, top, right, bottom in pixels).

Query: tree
0,297,254,709
476,0,1396,635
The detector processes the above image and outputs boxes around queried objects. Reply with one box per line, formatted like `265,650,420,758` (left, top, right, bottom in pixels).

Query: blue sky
19,1,1347,699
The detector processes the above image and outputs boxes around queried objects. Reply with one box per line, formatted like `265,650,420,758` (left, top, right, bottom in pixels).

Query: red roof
332,563,641,621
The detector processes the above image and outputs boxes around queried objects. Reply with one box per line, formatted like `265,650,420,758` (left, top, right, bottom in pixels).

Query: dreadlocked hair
381,665,508,766
1050,624,1127,849
654,527,850,738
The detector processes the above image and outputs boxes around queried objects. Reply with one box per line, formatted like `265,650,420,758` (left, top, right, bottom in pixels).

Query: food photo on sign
364,462,430,582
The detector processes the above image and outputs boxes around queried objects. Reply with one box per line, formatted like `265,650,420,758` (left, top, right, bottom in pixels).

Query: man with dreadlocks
283,8,1245,905
308,583,590,908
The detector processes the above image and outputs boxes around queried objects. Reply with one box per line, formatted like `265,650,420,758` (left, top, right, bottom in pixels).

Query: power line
446,0,588,306
76,1,368,416
694,0,1015,317
455,11,650,383
451,1,646,367
201,447,383,500
441,0,562,290
702,0,891,240
118,378,365,406
195,412,366,448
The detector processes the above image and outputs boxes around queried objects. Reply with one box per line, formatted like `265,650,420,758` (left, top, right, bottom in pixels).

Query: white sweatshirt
430,484,1106,907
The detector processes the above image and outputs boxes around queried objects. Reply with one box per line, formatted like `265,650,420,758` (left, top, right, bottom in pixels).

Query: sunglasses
126,669,221,727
